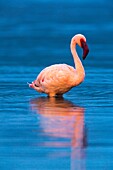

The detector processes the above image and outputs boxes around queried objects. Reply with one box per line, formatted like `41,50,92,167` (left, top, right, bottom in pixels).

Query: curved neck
70,42,85,82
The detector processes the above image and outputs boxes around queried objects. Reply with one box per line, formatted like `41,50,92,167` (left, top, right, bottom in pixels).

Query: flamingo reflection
30,97,87,170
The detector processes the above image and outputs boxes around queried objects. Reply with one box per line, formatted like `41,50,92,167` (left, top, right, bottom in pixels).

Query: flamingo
28,34,89,97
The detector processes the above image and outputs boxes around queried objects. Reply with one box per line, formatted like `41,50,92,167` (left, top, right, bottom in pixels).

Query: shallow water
0,0,113,170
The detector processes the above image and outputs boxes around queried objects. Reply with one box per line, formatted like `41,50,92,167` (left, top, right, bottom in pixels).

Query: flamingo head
80,37,89,60
71,34,89,60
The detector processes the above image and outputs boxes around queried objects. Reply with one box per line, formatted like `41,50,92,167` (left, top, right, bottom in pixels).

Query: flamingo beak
80,38,89,60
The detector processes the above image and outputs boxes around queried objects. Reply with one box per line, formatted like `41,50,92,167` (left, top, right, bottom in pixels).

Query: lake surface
0,0,113,170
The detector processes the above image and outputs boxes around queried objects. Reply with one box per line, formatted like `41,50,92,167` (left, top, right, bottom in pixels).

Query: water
0,0,113,170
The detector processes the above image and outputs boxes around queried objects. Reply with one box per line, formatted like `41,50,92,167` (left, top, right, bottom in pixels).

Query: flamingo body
29,34,89,97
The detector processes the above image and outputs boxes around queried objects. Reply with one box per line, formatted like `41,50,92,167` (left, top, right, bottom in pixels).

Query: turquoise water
0,0,113,170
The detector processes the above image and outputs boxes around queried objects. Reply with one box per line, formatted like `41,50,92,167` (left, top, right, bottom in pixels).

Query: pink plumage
28,34,89,97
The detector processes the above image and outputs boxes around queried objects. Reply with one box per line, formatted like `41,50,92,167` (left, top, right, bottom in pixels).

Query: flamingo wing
35,64,76,95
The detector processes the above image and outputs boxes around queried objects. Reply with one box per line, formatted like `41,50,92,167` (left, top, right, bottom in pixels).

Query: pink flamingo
28,34,89,97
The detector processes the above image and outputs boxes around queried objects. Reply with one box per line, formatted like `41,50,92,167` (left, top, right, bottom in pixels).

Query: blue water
0,0,113,170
